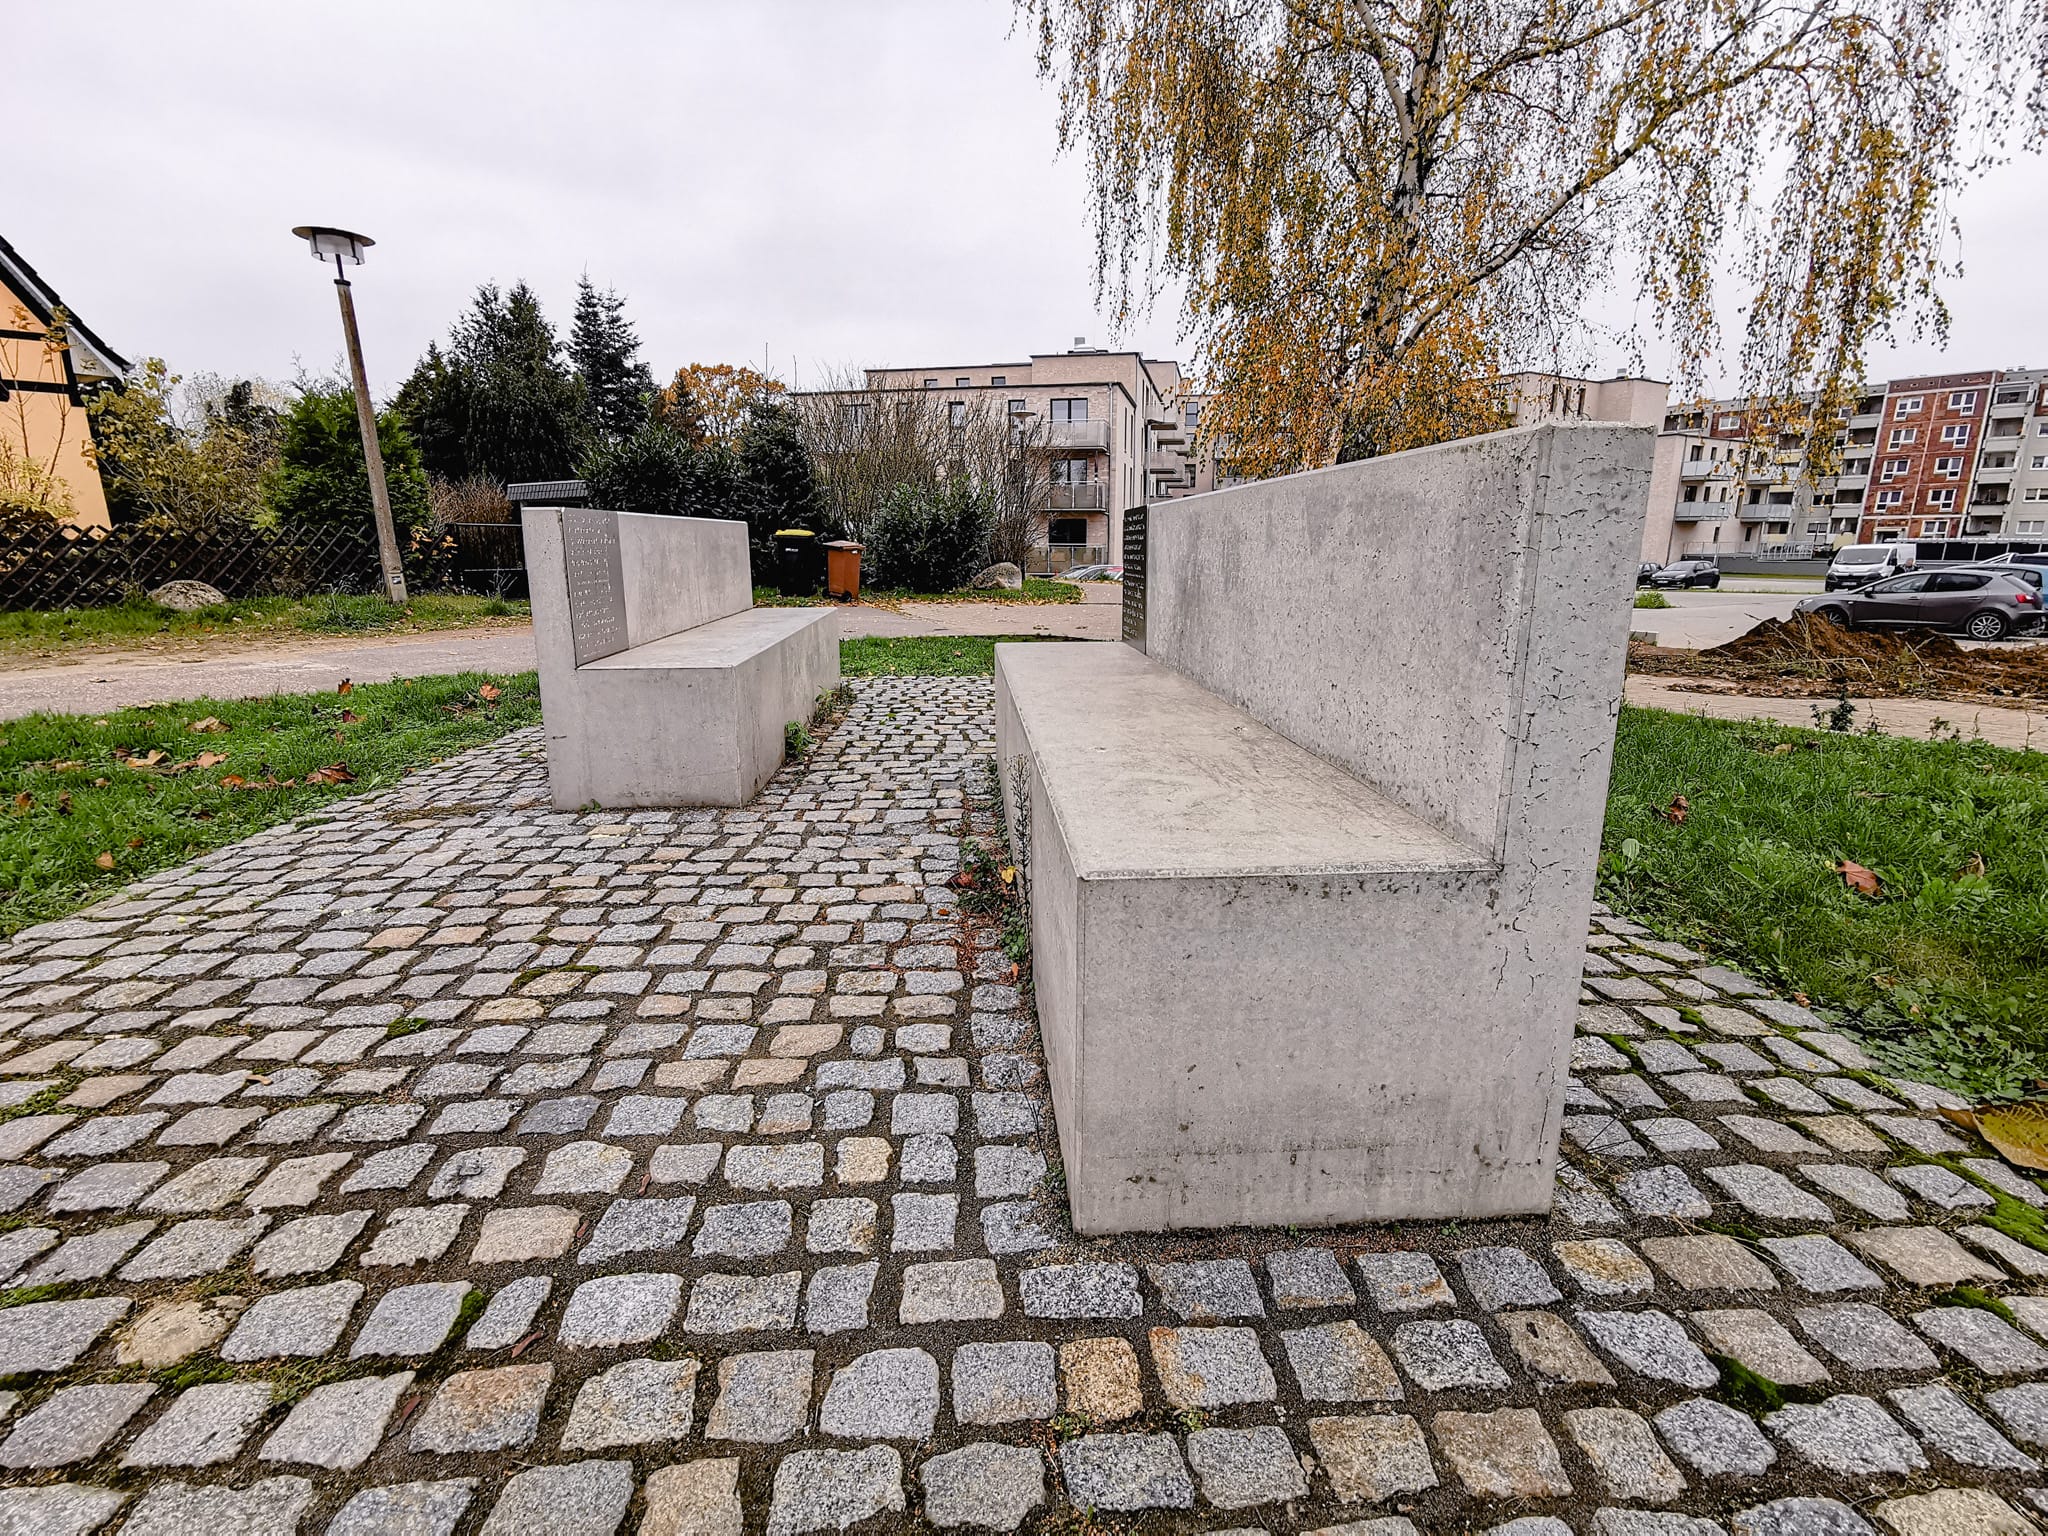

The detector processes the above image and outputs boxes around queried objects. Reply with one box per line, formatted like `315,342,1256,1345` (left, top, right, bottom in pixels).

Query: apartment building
855,341,1195,573
1500,371,1669,431
1642,366,2048,563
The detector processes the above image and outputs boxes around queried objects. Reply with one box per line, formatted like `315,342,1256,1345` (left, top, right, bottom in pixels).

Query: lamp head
292,227,374,265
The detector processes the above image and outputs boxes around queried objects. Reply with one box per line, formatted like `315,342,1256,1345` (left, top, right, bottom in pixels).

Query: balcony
1035,544,1107,576
1975,461,2015,481
1039,482,1108,512
1672,503,1731,521
1045,421,1109,452
1991,394,2033,416
1679,460,1731,480
1147,450,1187,476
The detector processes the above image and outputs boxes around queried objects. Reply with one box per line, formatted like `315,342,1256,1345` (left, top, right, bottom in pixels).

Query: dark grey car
1796,568,2045,641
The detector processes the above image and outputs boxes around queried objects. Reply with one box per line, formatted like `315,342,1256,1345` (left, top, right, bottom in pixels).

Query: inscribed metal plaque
562,508,628,665
1121,505,1148,651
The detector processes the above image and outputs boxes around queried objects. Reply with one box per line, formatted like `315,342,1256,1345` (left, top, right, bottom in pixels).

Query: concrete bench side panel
1066,864,1555,1232
733,609,842,801
540,665,745,809
614,512,753,646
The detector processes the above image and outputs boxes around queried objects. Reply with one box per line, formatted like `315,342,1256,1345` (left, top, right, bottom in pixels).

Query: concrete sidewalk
0,595,1119,720
1627,672,2047,750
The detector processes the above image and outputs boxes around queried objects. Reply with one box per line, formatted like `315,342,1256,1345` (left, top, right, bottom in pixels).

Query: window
1806,521,1829,535
1942,423,1971,446
955,377,971,387
1926,486,1956,508
1047,517,1090,546
1688,444,1704,461
1049,398,1088,423
2020,518,2047,531
1882,459,1909,480
990,376,1006,387
2038,419,2048,435
1050,456,1090,485
1006,399,1026,417
839,402,870,429
1935,456,1962,477
1683,486,1699,502
1888,428,1918,448
1994,386,2031,405
948,401,966,429
1894,395,1924,417
2026,487,2048,502
1918,519,1951,536
1876,489,1903,508
2034,455,2048,470
1928,572,1990,592
922,378,937,388
1183,402,1200,433
1949,390,1978,413
1717,413,1741,430
1869,573,1932,593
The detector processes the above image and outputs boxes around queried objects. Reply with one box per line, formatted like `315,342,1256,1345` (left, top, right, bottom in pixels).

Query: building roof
0,233,129,381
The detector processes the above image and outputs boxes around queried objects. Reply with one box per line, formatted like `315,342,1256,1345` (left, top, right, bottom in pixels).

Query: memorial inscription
562,508,628,666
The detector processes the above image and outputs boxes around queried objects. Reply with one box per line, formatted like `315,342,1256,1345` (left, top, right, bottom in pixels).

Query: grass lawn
0,671,539,937
1602,705,2048,1098
753,577,1081,607
839,635,1064,675
0,593,530,659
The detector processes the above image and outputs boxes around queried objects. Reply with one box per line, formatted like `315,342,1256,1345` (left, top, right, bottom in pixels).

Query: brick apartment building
1642,366,2048,563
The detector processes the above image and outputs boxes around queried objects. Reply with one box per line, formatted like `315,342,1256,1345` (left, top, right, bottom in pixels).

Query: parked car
1648,558,1721,589
1824,542,1917,590
1637,561,1663,586
1984,551,2048,569
1795,568,2043,640
1059,565,1108,581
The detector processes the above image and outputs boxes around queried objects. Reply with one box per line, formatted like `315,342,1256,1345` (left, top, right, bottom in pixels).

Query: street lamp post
292,226,407,603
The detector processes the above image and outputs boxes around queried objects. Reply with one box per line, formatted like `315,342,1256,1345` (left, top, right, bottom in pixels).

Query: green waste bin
773,529,822,598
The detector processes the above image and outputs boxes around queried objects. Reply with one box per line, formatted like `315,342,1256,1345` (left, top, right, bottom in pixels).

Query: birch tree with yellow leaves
1021,0,2047,473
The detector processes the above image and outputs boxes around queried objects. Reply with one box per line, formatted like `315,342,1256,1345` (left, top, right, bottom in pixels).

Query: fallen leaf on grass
195,752,228,769
336,679,353,695
188,716,227,733
50,759,82,771
1937,1101,2048,1171
56,793,71,815
126,837,143,849
218,774,246,788
1960,852,1987,879
1663,795,1690,824
478,682,501,704
94,852,115,870
11,792,29,811
116,749,166,770
1834,859,1881,897
305,764,356,785
339,709,360,724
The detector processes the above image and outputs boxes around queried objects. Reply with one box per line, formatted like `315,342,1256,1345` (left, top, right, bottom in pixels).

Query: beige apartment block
845,340,1199,574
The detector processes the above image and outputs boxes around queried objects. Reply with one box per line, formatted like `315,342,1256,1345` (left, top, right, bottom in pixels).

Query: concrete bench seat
997,423,1652,1234
999,643,1487,880
523,507,837,809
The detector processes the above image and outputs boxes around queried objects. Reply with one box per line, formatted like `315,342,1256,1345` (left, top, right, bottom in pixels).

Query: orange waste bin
825,541,863,601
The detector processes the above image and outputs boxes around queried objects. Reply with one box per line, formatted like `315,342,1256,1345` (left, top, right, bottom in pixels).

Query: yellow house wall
2,272,113,530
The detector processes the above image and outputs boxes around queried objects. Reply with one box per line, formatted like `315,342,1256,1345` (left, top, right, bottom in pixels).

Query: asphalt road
0,590,1123,722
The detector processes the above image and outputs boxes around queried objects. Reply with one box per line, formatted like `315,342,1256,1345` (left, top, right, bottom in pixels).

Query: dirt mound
1632,613,2048,703
1703,613,1967,666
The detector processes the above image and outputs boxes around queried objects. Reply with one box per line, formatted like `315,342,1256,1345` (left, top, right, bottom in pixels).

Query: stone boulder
971,563,1023,591
149,579,228,611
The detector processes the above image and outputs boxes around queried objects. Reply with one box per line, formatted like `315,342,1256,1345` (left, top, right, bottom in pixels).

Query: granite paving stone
766,1446,904,1536
1283,1320,1405,1401
1433,1408,1574,1498
121,1381,272,1467
1886,1384,2039,1471
639,1460,743,1536
559,1271,683,1346
1060,1336,1143,1422
117,1476,314,1536
921,1442,1045,1532
1794,1303,1940,1371
351,1280,473,1357
1058,1433,1195,1512
1310,1412,1440,1501
1766,1394,1929,1475
258,1370,412,1469
0,1383,155,1468
706,1349,814,1443
325,1479,477,1536
1391,1318,1513,1390
1151,1325,1280,1406
561,1357,699,1449
1187,1424,1312,1509
1564,1406,1688,1501
478,1459,634,1536
1654,1397,1779,1478
1576,1308,1720,1388
819,1346,940,1439
220,1279,361,1360
411,1363,554,1453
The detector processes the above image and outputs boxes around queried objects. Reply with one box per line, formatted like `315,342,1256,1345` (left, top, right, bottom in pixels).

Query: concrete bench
523,507,837,809
996,423,1652,1233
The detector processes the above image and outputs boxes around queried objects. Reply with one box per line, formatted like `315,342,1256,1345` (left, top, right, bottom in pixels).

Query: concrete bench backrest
521,507,752,667
1143,422,1651,859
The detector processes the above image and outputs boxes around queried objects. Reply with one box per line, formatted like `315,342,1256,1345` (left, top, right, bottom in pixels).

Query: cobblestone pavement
3,676,2047,1536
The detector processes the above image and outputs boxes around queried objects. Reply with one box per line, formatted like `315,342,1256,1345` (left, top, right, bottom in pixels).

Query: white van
1825,542,1918,592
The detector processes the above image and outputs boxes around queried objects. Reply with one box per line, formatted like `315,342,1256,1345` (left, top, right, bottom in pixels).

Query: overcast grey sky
16,1,2048,403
